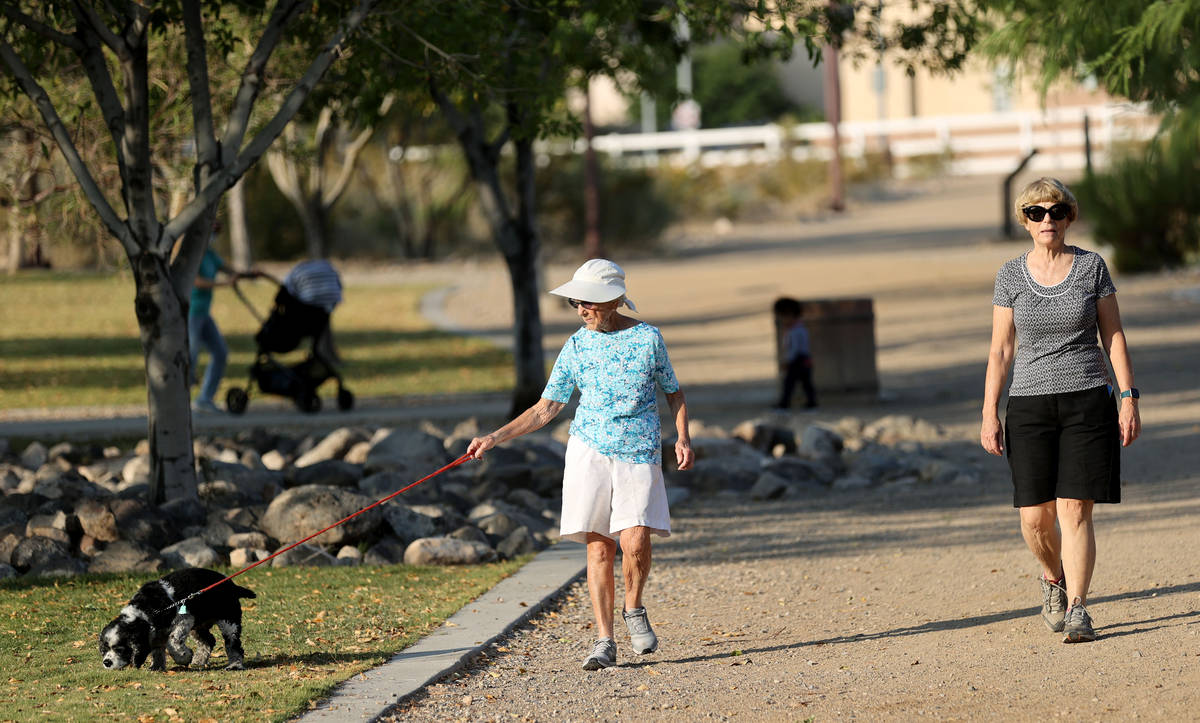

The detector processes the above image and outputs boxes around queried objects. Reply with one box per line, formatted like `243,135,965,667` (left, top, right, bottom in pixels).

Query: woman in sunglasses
467,258,694,670
981,177,1140,644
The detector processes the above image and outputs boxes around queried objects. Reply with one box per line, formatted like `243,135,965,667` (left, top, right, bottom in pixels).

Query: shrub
1074,130,1200,272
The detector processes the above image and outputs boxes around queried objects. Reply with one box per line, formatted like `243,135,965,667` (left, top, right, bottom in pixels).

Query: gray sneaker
1039,575,1068,632
1062,599,1096,643
582,638,617,670
623,607,659,654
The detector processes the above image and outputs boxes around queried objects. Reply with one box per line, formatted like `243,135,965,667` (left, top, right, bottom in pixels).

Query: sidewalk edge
296,541,586,722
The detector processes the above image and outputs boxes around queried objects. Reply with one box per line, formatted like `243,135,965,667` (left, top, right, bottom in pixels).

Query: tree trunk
227,177,253,268
823,34,845,212
506,137,546,416
5,208,21,275
582,82,604,259
132,251,198,504
301,195,330,258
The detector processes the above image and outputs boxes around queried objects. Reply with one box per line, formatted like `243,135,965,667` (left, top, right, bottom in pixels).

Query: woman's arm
1097,293,1140,446
981,305,1016,455
466,398,566,459
665,389,694,471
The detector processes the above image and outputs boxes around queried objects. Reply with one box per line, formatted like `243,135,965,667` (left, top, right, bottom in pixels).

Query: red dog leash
161,452,474,615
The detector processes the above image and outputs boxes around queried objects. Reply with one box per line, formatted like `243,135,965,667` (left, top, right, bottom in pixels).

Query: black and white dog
99,568,256,671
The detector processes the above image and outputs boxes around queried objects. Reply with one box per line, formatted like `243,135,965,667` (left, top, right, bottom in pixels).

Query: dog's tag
179,603,189,615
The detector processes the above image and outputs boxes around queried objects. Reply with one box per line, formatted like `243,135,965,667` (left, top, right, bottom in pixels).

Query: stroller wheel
226,387,249,415
296,391,322,414
336,387,355,411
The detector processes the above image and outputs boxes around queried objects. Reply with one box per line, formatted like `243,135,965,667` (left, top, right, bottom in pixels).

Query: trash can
774,297,878,396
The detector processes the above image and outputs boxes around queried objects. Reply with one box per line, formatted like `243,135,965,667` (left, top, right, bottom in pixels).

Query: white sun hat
548,258,637,311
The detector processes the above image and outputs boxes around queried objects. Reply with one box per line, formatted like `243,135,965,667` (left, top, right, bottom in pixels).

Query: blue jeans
188,313,227,404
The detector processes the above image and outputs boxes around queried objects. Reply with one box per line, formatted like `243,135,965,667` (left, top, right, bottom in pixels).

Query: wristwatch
1119,388,1140,399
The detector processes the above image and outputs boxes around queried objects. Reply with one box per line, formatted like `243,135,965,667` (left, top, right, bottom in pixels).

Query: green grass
0,560,525,721
0,270,514,410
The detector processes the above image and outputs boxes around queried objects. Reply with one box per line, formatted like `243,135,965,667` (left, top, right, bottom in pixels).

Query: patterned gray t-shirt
992,246,1116,396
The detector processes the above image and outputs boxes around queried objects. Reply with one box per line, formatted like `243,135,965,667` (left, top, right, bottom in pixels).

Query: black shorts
1005,385,1121,507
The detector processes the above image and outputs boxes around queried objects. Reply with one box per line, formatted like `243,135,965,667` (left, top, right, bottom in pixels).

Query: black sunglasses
1022,203,1072,222
567,299,601,310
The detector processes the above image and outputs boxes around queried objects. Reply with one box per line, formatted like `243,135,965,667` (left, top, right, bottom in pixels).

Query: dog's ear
131,641,148,669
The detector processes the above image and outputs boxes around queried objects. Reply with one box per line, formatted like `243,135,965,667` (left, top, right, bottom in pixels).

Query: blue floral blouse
542,322,680,464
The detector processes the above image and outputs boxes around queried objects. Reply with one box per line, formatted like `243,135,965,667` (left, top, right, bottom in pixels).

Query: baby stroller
225,259,354,415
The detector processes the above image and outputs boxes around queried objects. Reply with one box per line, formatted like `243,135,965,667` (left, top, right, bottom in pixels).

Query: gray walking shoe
623,607,659,655
1062,598,1096,643
582,638,617,670
1039,575,1068,632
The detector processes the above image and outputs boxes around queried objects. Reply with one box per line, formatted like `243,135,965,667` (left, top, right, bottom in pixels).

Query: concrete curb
296,542,586,722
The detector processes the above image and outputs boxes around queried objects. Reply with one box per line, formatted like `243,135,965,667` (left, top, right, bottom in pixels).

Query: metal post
1083,112,1093,177
1003,149,1039,239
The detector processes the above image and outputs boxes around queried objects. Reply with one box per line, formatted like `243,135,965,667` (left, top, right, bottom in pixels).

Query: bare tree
0,0,378,502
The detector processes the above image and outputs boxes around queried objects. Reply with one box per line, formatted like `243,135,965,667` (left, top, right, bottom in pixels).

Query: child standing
774,297,817,410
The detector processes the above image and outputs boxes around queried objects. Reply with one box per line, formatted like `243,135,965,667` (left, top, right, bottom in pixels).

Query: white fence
392,103,1160,178
570,103,1160,177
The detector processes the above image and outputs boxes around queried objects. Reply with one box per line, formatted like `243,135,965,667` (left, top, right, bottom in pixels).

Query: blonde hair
1014,177,1078,224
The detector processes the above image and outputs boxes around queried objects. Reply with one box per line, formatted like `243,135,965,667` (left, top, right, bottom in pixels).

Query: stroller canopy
284,259,343,313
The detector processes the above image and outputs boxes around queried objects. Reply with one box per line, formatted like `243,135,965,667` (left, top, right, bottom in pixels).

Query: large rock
403,537,496,566
270,543,339,568
798,425,844,468
363,429,449,475
229,547,270,568
290,460,362,488
364,537,406,565
670,455,762,494
731,419,797,455
11,535,71,573
448,525,491,546
0,506,28,531
109,498,174,549
203,461,284,503
0,563,16,580
407,504,468,534
762,456,836,487
88,541,164,574
862,415,945,445
382,503,439,544
475,512,522,541
749,472,791,500
227,531,272,549
28,556,87,577
294,427,369,467
0,528,24,566
260,485,384,547
160,537,221,568
159,497,207,529
122,455,151,486
496,526,538,559
25,511,71,545
20,441,48,471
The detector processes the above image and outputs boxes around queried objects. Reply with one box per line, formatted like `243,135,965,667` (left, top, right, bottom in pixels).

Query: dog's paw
223,661,245,671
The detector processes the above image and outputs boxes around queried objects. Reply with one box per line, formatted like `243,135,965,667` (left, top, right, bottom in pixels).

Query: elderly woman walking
981,177,1141,643
468,259,694,670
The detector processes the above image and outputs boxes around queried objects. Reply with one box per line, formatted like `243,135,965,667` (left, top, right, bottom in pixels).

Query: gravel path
382,176,1200,720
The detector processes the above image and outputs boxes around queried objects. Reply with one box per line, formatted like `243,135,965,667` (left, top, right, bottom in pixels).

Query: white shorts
559,436,671,544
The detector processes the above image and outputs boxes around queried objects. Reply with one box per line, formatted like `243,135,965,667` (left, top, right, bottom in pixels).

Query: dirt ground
384,175,1200,721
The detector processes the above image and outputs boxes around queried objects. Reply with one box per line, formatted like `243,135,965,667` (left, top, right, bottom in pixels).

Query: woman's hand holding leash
467,434,497,460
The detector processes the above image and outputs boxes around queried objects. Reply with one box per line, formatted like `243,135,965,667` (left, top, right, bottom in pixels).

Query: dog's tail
232,583,256,599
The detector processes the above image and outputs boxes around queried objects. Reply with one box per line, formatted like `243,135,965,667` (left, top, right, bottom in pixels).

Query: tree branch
321,122,375,207
70,0,128,57
0,38,136,256
0,5,81,50
73,13,133,206
182,1,219,188
164,0,379,246
221,0,309,165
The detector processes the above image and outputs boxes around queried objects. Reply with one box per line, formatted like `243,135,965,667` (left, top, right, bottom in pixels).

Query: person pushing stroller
225,258,353,414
